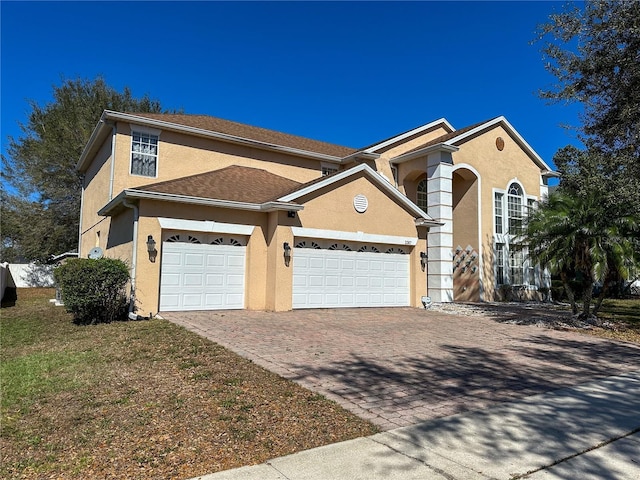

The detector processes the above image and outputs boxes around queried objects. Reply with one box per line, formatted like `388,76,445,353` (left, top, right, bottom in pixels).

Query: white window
321,163,338,176
493,182,537,287
131,131,159,177
416,178,428,213
494,192,504,235
507,183,523,234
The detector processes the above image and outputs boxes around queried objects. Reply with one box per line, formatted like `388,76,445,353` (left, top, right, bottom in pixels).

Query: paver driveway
163,307,640,431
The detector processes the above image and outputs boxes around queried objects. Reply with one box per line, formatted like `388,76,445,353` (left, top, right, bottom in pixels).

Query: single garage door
292,240,410,309
159,234,245,311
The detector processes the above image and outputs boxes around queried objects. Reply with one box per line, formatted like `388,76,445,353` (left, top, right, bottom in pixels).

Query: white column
426,152,454,302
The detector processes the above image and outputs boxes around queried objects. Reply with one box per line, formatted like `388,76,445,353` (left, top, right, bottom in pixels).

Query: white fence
2,263,54,288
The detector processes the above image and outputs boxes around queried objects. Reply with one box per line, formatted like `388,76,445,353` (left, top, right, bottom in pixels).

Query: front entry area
292,239,410,309
159,233,246,311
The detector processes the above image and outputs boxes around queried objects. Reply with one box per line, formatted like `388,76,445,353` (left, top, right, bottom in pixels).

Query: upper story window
495,182,531,236
494,181,537,287
417,178,428,213
507,183,524,234
131,130,159,177
321,163,338,176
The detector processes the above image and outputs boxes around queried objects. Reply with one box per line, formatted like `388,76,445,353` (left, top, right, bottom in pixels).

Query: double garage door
159,234,411,311
292,240,410,309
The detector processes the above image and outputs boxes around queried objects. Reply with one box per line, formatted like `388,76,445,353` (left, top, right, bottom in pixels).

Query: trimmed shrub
54,258,130,324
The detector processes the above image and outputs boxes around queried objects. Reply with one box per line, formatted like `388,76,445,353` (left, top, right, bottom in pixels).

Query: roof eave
278,163,438,222
363,118,455,154
98,110,346,163
77,112,114,172
98,189,303,216
390,143,460,164
415,218,445,228
340,151,381,163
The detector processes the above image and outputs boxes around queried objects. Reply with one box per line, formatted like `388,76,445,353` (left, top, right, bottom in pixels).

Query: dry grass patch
1,289,378,479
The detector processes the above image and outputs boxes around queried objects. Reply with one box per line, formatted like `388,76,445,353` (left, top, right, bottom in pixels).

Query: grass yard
1,289,378,480
580,297,640,344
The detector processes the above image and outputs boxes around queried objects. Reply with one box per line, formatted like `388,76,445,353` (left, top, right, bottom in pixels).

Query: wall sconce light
283,242,292,266
420,251,428,270
146,235,157,262
287,211,296,218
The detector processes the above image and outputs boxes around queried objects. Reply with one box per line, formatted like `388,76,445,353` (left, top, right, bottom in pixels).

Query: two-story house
77,111,557,314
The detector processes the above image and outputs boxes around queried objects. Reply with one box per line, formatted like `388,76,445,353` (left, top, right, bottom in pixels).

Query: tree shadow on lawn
287,336,640,478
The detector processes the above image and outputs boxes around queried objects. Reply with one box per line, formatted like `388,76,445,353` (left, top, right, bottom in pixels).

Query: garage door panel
309,275,324,287
326,258,340,270
206,274,224,286
163,252,182,266
227,255,245,267
325,275,339,287
293,247,410,309
160,241,245,311
309,257,324,269
162,273,181,286
185,253,205,266
206,255,225,267
227,274,244,287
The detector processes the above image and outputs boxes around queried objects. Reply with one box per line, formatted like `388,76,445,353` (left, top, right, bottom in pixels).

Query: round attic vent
353,194,368,213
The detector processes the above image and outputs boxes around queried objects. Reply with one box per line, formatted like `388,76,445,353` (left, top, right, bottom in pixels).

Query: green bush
54,258,130,324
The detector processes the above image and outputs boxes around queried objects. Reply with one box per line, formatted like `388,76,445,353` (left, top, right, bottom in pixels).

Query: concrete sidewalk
191,370,640,480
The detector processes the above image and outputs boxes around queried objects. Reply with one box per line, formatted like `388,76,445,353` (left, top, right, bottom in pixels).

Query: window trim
492,182,538,288
129,124,161,178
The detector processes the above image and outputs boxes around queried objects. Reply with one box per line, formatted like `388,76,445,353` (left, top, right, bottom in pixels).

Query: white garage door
292,241,410,309
159,235,245,311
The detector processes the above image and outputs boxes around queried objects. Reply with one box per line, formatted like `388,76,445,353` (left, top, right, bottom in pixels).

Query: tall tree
1,77,163,262
527,0,640,315
538,0,640,159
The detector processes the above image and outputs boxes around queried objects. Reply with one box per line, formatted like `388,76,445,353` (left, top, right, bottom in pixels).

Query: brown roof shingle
130,112,357,158
132,165,302,204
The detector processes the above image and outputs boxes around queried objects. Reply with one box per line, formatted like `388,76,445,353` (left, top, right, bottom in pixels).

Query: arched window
507,183,524,234
493,182,536,287
416,179,428,213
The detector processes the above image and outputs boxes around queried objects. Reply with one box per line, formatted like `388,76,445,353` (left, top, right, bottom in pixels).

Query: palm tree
523,192,638,319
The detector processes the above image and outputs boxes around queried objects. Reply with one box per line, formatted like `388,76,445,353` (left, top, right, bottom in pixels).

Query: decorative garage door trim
159,237,245,311
291,226,417,246
158,217,255,236
292,239,410,309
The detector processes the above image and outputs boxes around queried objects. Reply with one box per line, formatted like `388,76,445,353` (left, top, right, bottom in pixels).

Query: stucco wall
451,125,544,300
109,122,329,197
79,135,113,259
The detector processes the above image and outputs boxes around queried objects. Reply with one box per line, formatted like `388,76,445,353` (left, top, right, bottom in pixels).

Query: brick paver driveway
163,307,640,431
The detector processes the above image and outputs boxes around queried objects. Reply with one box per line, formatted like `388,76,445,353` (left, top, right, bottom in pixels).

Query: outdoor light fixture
420,251,428,270
146,235,157,262
283,242,292,266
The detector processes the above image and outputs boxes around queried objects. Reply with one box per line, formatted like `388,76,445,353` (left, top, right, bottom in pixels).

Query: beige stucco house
77,111,557,314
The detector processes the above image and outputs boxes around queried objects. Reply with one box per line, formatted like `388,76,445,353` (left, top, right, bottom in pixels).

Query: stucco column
265,212,294,311
426,152,454,302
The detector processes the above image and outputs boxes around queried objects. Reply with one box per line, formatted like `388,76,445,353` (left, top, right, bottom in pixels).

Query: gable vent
353,194,368,213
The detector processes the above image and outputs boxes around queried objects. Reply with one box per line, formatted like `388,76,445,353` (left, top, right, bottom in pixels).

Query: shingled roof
131,165,303,204
131,113,357,158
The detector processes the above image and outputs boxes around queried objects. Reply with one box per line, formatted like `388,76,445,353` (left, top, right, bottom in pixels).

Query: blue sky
2,1,582,173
